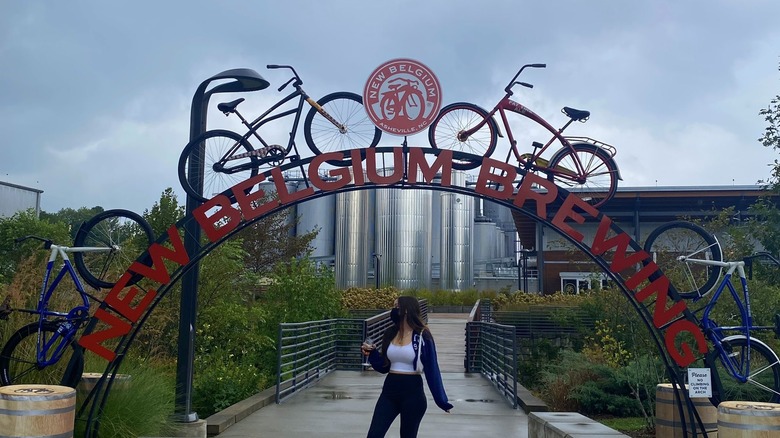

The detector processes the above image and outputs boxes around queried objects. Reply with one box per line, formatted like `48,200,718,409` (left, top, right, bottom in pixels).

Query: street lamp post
175,69,269,423
372,253,382,289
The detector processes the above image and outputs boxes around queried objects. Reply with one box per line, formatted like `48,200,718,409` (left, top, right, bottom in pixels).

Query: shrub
341,286,400,310
193,354,270,417
75,357,176,437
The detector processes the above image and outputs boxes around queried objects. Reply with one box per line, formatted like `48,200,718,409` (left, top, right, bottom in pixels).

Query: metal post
373,253,382,289
174,69,268,423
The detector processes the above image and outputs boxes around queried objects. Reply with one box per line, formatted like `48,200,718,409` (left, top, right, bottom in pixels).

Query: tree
238,194,317,276
143,188,185,237
40,206,104,240
749,61,780,253
0,209,71,284
760,61,780,187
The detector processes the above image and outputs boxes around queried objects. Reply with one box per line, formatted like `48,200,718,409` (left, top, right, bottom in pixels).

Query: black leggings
367,373,427,438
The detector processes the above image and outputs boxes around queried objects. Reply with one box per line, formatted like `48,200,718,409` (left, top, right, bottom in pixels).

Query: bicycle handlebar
743,252,780,279
14,235,53,249
267,64,303,92
505,63,547,94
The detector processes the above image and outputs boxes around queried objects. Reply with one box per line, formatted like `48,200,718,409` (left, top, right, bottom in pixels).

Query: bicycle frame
461,89,588,184
497,97,586,181
217,68,346,175
683,256,778,383
23,244,109,366
216,87,309,175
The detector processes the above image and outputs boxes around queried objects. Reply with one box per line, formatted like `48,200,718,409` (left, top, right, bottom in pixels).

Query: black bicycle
178,64,382,202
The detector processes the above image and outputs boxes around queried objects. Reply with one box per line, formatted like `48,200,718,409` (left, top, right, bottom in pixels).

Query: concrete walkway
214,314,529,437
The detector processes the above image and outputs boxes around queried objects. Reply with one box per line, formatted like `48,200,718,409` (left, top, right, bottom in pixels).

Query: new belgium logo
363,58,442,136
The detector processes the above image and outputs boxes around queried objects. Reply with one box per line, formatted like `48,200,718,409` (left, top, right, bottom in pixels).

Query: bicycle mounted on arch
178,64,383,203
428,63,621,208
643,220,780,405
0,210,154,387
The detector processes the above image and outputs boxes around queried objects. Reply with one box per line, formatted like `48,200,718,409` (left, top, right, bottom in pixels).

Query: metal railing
276,318,363,403
276,300,428,403
466,300,519,408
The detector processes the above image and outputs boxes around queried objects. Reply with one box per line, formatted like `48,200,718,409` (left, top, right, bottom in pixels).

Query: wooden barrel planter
0,384,76,438
718,401,780,437
656,383,718,438
77,372,131,399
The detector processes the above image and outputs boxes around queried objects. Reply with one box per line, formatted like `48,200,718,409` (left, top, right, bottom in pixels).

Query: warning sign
687,368,712,398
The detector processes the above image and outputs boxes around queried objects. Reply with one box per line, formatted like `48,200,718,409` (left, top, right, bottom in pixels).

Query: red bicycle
428,63,621,208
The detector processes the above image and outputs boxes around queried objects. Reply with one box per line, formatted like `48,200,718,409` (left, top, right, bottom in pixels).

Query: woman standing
361,296,453,437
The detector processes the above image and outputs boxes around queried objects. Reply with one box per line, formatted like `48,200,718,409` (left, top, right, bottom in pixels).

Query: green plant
341,286,400,309
193,354,270,417
538,350,654,417
517,338,561,389
75,358,176,437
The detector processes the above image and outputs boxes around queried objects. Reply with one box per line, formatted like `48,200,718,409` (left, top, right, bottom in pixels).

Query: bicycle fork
306,97,347,134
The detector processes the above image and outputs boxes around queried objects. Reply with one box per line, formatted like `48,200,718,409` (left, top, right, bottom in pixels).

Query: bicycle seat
218,98,246,115
562,107,590,122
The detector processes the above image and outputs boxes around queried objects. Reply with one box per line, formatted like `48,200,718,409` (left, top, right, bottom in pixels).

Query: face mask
390,308,400,325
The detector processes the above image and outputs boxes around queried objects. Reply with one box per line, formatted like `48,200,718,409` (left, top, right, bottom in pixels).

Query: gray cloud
1,0,778,214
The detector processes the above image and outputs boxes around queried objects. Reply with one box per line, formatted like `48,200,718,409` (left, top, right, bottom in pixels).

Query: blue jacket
367,329,454,412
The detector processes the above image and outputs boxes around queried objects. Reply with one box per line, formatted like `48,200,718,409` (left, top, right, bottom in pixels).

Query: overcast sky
2,0,779,215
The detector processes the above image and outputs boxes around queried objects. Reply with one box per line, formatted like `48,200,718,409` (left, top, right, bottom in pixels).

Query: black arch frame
76,146,711,437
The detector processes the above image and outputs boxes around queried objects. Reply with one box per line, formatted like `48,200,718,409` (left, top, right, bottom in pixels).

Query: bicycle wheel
403,89,424,121
178,130,260,203
74,209,155,290
711,337,780,404
428,102,498,171
643,221,722,299
0,322,84,387
304,91,382,166
547,143,618,209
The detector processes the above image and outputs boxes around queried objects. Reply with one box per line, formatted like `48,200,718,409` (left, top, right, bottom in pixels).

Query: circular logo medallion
363,58,442,136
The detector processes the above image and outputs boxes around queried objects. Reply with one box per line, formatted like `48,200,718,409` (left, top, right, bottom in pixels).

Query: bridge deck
213,314,530,437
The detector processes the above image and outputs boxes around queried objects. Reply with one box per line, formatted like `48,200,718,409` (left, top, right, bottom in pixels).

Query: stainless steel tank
473,216,495,264
296,179,335,259
335,177,370,289
430,175,442,281
439,170,473,290
374,168,432,289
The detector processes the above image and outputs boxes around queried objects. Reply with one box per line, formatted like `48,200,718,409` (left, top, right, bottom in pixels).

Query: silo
375,168,432,290
335,184,370,289
483,200,514,230
439,171,473,290
430,175,442,282
494,224,503,259
503,230,519,260
296,179,335,259
484,199,519,257
473,216,495,268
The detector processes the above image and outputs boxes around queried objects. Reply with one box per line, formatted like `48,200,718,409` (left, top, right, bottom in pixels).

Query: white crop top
387,342,417,373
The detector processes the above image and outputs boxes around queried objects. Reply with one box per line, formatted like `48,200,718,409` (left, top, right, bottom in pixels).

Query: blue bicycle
0,209,154,386
644,221,780,404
